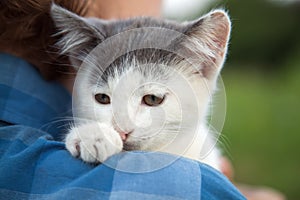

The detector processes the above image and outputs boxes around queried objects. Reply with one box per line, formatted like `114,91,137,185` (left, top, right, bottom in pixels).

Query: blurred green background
217,1,300,199
171,0,300,199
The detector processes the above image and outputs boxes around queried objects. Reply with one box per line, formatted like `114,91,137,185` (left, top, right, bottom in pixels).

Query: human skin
86,0,162,19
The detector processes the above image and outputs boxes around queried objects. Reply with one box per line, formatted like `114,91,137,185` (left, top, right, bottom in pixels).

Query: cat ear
179,10,231,80
50,3,105,68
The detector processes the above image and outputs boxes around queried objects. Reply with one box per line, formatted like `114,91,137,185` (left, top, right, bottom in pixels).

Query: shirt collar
0,53,72,138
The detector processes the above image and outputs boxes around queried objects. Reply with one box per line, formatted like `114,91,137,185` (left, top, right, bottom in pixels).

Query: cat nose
113,128,133,141
112,119,133,140
118,130,133,141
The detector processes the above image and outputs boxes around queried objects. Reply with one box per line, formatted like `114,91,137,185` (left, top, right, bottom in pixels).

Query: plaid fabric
0,53,245,200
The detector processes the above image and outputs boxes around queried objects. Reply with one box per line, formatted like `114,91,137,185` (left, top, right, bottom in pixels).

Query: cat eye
95,93,111,104
142,95,165,106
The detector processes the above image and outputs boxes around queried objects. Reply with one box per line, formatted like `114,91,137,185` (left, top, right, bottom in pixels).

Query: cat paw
65,122,123,163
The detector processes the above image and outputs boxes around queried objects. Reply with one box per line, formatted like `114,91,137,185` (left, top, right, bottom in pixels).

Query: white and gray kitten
51,4,231,170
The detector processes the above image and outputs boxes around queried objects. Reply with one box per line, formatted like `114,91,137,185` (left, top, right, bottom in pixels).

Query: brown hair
0,0,90,80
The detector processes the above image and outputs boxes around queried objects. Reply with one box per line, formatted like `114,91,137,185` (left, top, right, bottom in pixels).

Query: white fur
67,60,221,170
60,9,231,171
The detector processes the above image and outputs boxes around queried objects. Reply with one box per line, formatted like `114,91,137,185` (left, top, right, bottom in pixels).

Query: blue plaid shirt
0,53,245,200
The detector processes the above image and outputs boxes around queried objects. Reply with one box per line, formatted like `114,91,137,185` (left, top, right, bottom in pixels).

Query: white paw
65,122,123,163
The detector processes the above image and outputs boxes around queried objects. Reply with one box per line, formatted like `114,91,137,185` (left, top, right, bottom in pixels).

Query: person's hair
0,0,90,80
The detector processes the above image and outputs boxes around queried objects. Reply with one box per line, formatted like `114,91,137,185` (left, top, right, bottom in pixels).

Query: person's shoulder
101,152,246,200
0,122,54,152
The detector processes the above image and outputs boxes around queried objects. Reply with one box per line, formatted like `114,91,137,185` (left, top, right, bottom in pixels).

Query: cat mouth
123,141,140,151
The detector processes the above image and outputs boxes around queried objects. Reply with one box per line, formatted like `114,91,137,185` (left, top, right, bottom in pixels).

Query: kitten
51,4,231,170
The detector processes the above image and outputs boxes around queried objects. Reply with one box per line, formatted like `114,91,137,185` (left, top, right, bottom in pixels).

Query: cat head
51,4,231,154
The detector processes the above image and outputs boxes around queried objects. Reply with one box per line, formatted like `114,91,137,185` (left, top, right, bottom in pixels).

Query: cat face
74,56,210,151
51,4,231,153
